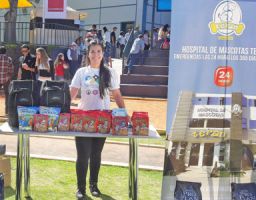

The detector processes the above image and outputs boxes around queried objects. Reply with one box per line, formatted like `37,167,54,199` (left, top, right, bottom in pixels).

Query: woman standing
70,40,125,200
35,47,52,81
54,53,67,81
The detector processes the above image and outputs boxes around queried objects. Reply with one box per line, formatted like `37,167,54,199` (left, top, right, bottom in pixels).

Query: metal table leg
129,138,138,200
15,133,24,200
23,133,31,198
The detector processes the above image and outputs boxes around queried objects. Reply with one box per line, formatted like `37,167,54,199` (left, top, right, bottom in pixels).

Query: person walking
18,44,36,80
70,40,125,200
0,46,13,115
127,34,145,75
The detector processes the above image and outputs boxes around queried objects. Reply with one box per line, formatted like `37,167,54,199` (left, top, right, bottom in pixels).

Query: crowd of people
0,24,171,115
0,23,170,200
126,24,170,74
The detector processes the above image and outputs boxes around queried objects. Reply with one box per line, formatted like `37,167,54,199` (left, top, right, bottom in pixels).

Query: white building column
198,143,205,167
184,142,192,167
176,142,181,160
213,143,220,167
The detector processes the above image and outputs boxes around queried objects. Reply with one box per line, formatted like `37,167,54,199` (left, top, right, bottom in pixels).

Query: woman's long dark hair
86,40,111,99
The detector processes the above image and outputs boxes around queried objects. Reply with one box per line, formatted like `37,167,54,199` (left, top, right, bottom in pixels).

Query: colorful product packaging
112,108,129,135
33,114,48,132
131,112,149,136
98,110,112,134
70,114,84,132
17,106,39,131
39,106,61,132
58,113,71,131
83,111,98,133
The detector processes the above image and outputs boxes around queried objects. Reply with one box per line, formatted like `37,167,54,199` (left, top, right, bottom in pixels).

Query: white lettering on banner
174,45,256,62
250,107,256,120
192,105,231,119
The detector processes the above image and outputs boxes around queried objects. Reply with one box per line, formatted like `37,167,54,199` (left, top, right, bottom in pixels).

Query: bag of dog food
17,106,39,131
98,110,112,134
83,111,98,133
33,114,48,132
131,112,149,136
112,108,129,135
58,113,71,131
70,114,84,132
39,106,61,131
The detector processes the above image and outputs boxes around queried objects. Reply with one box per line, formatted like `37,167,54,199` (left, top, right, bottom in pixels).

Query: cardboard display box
0,156,11,187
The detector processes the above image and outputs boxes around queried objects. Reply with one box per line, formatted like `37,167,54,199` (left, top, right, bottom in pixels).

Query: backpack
231,182,256,200
0,173,3,200
8,80,40,127
40,80,71,113
174,180,202,200
161,39,170,50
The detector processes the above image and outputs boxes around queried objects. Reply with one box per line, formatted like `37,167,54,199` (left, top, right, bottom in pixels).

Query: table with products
0,122,160,200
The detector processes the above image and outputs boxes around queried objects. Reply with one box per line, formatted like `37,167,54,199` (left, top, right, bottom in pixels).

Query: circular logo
92,90,99,95
232,104,242,116
209,0,245,36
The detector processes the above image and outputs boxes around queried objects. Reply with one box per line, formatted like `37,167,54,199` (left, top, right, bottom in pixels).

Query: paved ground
0,58,167,170
0,134,165,170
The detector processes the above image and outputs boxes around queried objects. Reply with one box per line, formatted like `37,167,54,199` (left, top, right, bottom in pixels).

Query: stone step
120,84,167,98
121,74,168,85
143,57,169,66
149,49,170,57
126,65,169,75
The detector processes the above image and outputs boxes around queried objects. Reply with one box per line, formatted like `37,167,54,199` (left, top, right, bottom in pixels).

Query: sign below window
192,130,226,138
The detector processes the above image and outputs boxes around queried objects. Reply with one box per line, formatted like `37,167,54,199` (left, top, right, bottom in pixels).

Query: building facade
0,0,171,32
167,91,256,172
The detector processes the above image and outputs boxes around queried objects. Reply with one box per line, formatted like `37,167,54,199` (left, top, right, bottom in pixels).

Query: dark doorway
120,21,134,32
189,143,200,166
203,143,214,166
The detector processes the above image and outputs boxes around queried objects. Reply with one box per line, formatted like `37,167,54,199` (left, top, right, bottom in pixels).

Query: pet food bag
98,110,112,134
131,112,149,136
33,114,48,132
58,113,71,131
70,114,84,132
112,108,129,135
17,106,39,131
83,111,98,133
39,106,61,132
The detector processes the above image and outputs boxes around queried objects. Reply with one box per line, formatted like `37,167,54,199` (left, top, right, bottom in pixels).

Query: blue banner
162,0,256,199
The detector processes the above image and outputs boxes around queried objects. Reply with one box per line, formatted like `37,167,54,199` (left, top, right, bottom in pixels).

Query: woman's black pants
75,137,106,194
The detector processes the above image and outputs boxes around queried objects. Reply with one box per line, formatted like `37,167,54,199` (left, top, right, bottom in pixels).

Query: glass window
189,119,205,128
207,119,230,128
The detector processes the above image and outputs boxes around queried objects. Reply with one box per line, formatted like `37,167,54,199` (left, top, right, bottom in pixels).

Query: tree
4,0,18,43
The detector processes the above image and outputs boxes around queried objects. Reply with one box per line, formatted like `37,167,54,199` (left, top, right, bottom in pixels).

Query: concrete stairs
120,49,169,98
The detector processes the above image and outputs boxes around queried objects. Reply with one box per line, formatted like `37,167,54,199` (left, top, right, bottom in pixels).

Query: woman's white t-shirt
71,66,119,110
